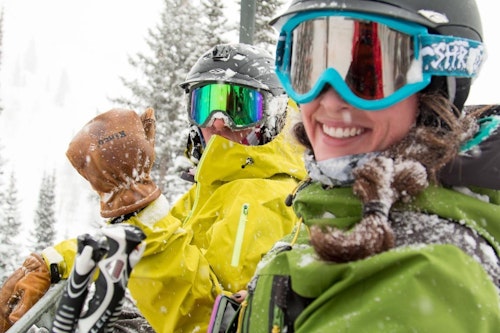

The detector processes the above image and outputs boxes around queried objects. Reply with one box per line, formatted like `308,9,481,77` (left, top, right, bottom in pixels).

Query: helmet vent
418,10,449,24
211,45,231,61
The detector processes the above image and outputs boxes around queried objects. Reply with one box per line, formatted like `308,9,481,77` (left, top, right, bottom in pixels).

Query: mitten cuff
41,247,64,283
100,181,161,218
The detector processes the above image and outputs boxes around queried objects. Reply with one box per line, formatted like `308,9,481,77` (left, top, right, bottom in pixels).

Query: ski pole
76,224,145,333
51,233,109,333
51,224,145,333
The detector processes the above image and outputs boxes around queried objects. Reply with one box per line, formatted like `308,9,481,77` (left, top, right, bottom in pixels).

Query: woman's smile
300,87,418,160
322,124,365,139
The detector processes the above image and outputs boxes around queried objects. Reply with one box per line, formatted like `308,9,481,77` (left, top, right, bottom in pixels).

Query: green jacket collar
293,182,500,255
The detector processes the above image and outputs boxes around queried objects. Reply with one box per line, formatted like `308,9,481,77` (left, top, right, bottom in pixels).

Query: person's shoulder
463,104,500,116
439,104,500,190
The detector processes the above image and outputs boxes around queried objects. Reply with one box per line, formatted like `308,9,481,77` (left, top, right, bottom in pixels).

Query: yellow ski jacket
48,101,306,332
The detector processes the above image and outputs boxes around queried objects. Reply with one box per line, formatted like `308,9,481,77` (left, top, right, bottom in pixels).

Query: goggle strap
420,35,485,78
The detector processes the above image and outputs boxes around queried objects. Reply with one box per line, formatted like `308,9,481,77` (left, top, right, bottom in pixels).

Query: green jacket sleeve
244,243,500,333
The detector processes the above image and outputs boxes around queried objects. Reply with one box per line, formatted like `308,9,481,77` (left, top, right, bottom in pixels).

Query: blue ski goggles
275,11,486,110
188,83,265,128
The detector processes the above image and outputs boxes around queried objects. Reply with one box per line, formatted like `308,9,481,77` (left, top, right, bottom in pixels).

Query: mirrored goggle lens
190,84,264,128
290,16,414,101
277,12,485,110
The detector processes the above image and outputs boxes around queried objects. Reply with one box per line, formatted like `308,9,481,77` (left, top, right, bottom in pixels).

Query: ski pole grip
77,224,146,333
51,233,109,333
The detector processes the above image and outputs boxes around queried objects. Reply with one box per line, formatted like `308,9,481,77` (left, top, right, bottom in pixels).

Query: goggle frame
187,82,267,129
275,11,485,110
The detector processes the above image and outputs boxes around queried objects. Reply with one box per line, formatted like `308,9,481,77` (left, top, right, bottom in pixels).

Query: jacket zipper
232,203,249,267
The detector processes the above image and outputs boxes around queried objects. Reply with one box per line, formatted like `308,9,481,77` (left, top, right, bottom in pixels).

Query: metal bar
6,281,67,333
239,0,256,44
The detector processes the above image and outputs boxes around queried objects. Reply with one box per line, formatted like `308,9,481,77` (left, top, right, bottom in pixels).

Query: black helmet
270,0,484,110
180,43,290,166
180,43,284,97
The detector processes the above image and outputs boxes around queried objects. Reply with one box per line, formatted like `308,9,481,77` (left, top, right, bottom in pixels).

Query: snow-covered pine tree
4,171,22,247
112,0,287,205
0,8,4,115
30,171,57,253
111,0,228,203
0,171,23,283
0,139,5,216
200,0,233,46
0,139,8,282
253,0,287,55
232,0,287,53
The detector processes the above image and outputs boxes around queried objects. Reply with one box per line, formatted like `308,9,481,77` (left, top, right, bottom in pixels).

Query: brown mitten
0,253,51,333
66,108,161,218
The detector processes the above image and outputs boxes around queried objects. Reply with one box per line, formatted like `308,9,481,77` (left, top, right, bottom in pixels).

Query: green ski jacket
241,183,500,333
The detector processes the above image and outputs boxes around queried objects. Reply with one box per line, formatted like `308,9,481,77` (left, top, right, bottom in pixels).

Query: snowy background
0,0,498,247
0,0,168,244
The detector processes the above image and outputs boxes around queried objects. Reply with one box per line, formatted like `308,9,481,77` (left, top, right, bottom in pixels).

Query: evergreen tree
253,0,287,54
0,7,4,115
4,171,22,245
0,140,8,281
0,171,23,283
233,0,286,54
0,138,6,225
0,138,7,237
30,171,57,253
111,0,209,203
200,0,233,46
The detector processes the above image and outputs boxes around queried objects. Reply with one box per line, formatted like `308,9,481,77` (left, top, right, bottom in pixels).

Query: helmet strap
446,76,456,105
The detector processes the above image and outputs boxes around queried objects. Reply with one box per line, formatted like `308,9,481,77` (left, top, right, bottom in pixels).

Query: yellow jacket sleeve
125,194,221,333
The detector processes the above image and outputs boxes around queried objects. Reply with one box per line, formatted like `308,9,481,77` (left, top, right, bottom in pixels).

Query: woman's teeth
323,124,364,138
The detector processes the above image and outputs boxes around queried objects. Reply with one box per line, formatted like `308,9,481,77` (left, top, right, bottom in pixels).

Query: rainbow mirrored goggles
275,11,485,110
188,83,265,128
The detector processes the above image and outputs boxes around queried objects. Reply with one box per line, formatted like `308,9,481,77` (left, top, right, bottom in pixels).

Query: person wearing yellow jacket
0,43,306,333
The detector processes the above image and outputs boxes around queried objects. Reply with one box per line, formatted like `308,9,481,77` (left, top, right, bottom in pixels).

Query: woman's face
300,87,419,161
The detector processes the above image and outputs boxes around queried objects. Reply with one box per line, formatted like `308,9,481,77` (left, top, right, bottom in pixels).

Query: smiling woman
237,0,500,332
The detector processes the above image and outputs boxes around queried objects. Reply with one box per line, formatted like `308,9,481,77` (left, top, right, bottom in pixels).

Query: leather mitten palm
66,108,161,218
0,253,51,333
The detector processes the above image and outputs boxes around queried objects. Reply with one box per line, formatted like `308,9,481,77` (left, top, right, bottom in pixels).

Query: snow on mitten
66,108,161,218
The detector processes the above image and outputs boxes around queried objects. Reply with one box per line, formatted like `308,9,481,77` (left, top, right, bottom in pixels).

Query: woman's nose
319,86,349,107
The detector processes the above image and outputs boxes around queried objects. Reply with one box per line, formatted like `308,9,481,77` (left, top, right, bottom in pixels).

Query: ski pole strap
42,247,66,283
